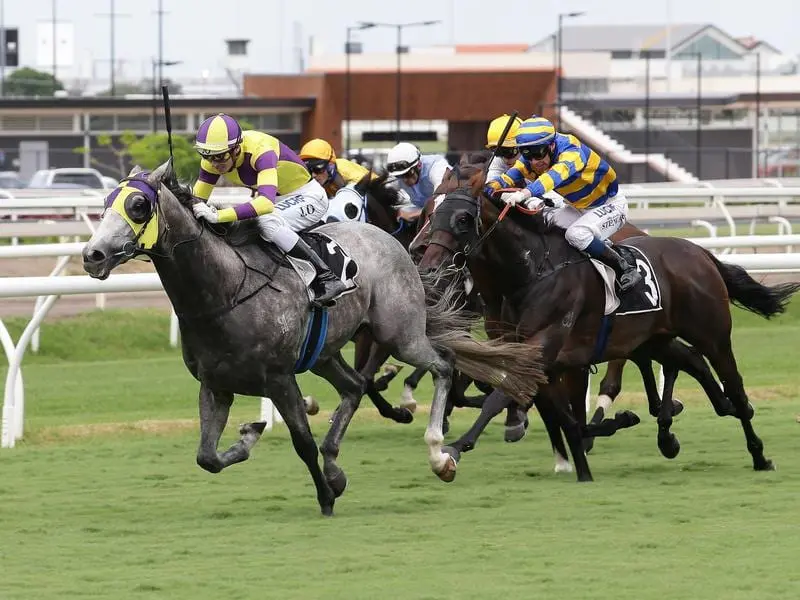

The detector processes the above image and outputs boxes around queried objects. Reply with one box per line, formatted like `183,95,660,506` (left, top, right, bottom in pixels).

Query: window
674,35,742,60
38,115,75,131
154,113,188,131
2,116,37,130
116,114,153,131
89,115,115,131
611,50,633,59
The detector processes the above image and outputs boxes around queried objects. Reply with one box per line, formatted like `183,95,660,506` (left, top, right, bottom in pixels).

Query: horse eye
124,193,151,224
457,214,470,225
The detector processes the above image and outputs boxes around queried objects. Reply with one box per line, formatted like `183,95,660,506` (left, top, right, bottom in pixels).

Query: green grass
1,305,800,599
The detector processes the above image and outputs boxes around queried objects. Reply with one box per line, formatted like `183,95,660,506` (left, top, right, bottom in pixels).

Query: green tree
74,132,201,182
4,67,64,97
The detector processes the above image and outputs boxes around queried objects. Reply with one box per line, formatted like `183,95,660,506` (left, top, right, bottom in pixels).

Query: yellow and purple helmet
194,113,243,157
515,116,556,147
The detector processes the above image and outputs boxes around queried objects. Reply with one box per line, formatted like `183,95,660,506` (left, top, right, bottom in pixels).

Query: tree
74,132,201,182
4,67,64,97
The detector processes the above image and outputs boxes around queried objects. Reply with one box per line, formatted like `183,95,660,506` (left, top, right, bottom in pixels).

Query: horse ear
146,159,171,186
354,172,371,196
128,165,144,177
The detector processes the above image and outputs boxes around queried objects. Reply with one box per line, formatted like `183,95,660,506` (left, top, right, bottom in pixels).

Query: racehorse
416,161,799,482
82,162,548,514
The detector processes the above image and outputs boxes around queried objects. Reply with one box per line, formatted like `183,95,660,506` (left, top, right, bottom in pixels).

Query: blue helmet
514,116,556,147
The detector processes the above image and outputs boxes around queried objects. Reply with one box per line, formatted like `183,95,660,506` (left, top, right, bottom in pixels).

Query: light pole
345,22,376,155
152,59,181,132
556,11,584,129
370,21,441,143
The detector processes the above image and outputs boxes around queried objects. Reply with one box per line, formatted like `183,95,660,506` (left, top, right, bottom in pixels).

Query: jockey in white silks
386,143,451,216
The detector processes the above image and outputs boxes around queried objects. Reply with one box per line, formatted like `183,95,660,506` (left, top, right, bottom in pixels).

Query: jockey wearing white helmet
386,142,451,211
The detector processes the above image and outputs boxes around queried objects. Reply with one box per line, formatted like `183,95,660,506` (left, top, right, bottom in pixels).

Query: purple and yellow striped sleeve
216,151,277,223
192,163,221,200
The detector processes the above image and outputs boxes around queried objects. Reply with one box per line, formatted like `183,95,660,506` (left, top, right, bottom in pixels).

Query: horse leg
400,366,428,413
266,375,337,516
443,389,513,458
536,397,572,473
312,353,368,499
391,338,456,481
588,359,625,433
655,361,681,459
693,339,774,471
663,341,734,417
357,339,414,424
549,372,594,482
195,384,265,473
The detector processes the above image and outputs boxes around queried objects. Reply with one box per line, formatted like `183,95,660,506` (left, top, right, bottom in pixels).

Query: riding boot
595,244,642,294
287,238,348,307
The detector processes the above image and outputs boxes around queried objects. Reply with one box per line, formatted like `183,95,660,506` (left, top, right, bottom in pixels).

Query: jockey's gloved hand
521,197,545,212
500,189,531,206
192,202,219,223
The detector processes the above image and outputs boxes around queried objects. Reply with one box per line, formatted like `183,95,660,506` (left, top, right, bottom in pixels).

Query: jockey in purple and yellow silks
298,138,372,199
485,116,642,293
191,113,347,306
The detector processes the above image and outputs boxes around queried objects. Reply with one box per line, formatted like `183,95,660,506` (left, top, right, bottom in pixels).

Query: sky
1,0,798,82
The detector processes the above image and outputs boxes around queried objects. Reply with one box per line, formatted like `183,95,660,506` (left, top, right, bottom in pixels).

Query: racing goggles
387,160,418,175
199,149,234,163
520,145,550,160
305,160,329,174
495,147,519,159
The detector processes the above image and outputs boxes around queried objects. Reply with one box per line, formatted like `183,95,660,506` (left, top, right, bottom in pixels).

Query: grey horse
82,162,547,515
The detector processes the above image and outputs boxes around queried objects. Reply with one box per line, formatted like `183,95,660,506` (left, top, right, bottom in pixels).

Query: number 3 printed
635,258,659,306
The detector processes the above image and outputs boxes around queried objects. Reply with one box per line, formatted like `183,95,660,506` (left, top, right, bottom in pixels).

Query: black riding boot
288,238,348,307
596,244,642,294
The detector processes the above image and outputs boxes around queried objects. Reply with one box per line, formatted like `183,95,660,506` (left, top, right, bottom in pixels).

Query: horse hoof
395,407,414,424
616,410,641,428
241,421,267,436
658,435,681,459
399,400,417,414
304,396,320,416
326,467,349,498
671,399,684,417
583,436,595,454
554,457,573,473
504,422,527,443
320,504,335,517
755,459,776,472
400,387,417,413
436,454,458,483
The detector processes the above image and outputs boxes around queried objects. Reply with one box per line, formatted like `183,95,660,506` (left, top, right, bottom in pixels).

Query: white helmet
387,142,421,176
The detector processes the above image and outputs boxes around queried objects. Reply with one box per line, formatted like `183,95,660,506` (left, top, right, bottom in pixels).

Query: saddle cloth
285,231,360,304
589,244,663,316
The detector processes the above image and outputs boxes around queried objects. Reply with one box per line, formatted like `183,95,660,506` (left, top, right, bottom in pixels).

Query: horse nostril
83,248,106,263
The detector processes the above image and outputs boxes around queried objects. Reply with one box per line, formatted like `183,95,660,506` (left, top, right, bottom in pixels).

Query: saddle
219,220,359,303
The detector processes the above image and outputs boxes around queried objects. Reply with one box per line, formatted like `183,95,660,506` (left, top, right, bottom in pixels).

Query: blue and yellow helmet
194,113,243,156
515,116,556,147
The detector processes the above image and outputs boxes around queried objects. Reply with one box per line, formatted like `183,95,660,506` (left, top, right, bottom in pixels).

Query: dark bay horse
82,162,548,514
416,164,799,482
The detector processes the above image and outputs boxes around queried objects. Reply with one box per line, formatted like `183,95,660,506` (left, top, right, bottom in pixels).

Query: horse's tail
704,249,800,318
419,269,547,404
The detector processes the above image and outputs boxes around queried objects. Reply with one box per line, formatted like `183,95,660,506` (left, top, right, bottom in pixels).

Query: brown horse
416,162,799,482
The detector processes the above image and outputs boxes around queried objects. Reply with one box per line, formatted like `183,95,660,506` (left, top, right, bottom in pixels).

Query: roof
532,23,711,52
0,96,315,110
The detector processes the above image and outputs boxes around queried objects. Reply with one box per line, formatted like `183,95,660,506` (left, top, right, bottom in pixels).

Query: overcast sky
2,0,797,81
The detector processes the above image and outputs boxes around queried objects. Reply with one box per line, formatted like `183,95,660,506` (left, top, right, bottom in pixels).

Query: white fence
3,248,800,449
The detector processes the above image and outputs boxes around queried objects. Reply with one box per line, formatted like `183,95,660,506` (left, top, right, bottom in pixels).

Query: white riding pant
544,192,629,251
257,179,328,252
